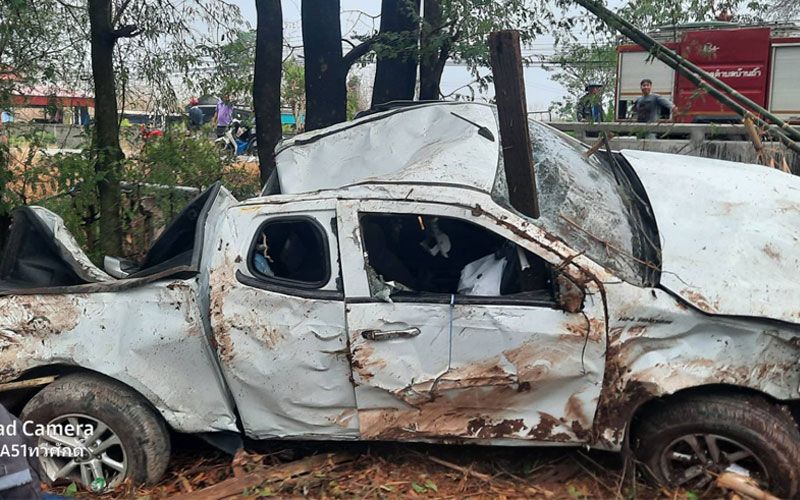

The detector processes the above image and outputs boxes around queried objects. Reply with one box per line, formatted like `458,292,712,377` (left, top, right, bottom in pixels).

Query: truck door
769,43,800,122
337,199,606,443
208,204,358,439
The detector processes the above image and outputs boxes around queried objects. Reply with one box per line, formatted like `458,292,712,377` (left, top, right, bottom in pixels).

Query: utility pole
488,30,540,219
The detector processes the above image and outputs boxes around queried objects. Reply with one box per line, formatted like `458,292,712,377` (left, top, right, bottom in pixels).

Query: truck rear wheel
21,373,170,491
632,392,800,497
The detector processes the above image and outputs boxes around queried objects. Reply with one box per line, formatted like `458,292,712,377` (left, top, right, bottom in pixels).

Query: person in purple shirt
213,94,234,137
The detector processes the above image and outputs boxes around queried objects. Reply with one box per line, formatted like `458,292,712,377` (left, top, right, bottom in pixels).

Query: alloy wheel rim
659,433,769,493
37,413,127,491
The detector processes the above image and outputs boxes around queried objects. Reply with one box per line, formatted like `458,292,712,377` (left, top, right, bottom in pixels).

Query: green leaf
256,486,274,497
424,479,438,492
411,482,427,493
685,492,699,500
567,484,587,499
64,482,78,496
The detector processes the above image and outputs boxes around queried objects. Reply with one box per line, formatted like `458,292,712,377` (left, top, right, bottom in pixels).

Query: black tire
632,392,800,498
21,373,170,487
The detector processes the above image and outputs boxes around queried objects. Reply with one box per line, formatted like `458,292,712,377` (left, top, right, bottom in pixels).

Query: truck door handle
361,327,421,341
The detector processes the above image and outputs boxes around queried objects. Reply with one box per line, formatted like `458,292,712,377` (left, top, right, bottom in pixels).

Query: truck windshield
493,121,660,287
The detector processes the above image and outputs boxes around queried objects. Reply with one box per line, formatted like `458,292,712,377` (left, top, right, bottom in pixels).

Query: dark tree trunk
419,0,446,100
0,212,11,256
302,0,346,131
253,0,283,185
88,0,123,256
0,143,8,251
0,127,10,248
372,0,421,107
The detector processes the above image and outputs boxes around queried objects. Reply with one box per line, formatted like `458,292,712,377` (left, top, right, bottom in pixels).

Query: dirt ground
44,439,684,499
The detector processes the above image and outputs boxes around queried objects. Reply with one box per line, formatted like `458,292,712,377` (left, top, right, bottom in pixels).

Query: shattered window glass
249,218,329,287
490,121,659,287
360,213,555,300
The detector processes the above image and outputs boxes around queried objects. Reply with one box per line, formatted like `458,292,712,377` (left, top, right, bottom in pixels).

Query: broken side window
360,213,554,301
248,217,330,288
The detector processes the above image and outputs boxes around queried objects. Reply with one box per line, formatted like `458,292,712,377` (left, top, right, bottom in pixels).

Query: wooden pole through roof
488,30,540,219
572,0,800,154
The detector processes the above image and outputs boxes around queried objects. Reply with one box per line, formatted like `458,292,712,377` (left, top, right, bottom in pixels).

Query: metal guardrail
545,121,750,142
544,121,798,172
528,110,553,122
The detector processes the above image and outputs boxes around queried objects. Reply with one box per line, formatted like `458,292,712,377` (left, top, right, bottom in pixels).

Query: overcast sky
227,0,619,111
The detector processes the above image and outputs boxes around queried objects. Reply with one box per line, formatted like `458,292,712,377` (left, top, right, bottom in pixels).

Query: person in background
0,117,6,172
212,94,233,138
632,78,677,123
0,115,7,165
187,98,204,131
576,82,604,122
139,122,162,141
79,107,91,126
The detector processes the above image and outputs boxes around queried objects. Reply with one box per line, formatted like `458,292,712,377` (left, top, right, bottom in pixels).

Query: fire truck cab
615,22,800,123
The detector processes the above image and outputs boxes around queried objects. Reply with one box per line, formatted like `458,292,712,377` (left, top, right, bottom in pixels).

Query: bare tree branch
52,0,85,28
112,24,142,38
53,0,83,10
282,45,297,64
342,37,376,69
112,0,134,27
440,79,478,100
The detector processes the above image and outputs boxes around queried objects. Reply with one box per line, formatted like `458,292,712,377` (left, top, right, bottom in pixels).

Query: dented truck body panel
0,103,798,452
344,299,605,442
596,280,800,448
0,281,238,433
622,149,800,325
336,197,608,443
0,187,240,433
207,200,359,439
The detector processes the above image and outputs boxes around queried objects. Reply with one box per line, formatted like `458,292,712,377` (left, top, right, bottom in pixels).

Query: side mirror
556,273,585,314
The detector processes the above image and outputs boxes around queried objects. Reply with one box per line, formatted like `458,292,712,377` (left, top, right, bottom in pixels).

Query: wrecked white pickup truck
1,102,799,495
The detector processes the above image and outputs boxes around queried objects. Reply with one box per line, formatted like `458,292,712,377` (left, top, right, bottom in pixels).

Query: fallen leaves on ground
44,441,681,499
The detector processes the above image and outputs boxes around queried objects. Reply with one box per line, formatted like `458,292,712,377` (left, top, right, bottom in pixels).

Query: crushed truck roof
274,102,501,195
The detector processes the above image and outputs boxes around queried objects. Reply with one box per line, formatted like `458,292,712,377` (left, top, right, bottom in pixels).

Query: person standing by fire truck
632,78,677,123
577,82,604,122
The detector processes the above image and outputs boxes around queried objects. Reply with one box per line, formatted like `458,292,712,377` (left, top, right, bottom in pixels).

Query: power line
446,60,614,67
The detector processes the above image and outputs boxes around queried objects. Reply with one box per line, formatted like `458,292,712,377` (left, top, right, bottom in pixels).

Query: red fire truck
615,23,800,123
